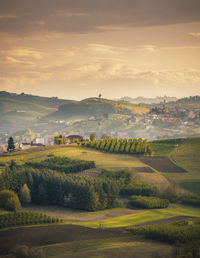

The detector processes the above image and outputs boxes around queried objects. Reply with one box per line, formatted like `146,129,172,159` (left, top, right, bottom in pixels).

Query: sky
0,0,200,100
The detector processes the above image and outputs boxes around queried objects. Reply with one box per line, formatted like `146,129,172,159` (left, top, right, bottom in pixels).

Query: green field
163,137,200,192
34,237,173,258
1,138,200,195
179,182,200,195
150,141,176,157
73,204,200,228
0,146,145,169
0,203,194,230
0,140,200,257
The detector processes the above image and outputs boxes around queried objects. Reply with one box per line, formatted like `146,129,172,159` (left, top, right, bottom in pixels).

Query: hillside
172,95,200,104
0,92,75,133
0,141,200,257
0,91,73,111
47,97,149,120
118,96,177,104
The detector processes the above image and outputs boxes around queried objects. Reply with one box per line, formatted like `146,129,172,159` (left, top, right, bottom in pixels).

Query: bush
120,183,159,197
14,245,30,258
14,245,45,258
162,186,178,202
25,156,95,174
99,169,132,185
182,195,200,207
128,222,200,244
6,196,21,211
0,190,21,211
128,196,169,209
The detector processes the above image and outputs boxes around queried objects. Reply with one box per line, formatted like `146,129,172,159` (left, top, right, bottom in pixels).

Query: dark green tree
7,137,15,152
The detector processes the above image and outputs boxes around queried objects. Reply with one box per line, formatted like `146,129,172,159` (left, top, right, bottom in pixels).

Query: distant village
0,135,85,153
1,99,200,153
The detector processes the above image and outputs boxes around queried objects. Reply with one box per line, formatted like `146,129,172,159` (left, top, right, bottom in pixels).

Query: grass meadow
73,204,200,228
34,237,173,258
0,146,145,169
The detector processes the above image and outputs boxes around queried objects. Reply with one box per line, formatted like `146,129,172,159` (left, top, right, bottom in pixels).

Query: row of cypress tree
82,138,153,155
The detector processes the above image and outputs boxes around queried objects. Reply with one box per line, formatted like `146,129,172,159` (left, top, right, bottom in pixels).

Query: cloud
138,45,157,52
5,56,22,64
0,48,45,66
0,14,17,19
189,32,200,39
0,0,200,36
88,44,130,55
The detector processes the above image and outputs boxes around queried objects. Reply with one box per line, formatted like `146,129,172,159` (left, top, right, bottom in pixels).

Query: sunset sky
0,0,200,100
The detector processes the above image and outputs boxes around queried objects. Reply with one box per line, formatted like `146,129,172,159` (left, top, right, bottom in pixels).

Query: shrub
128,196,169,209
128,222,200,244
25,156,95,175
120,183,159,197
6,196,21,211
14,245,30,258
182,195,200,207
99,169,132,185
0,190,21,211
162,186,178,202
14,245,45,258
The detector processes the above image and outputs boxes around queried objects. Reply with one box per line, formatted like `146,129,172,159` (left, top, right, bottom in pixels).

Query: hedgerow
128,219,200,243
0,211,61,229
128,196,169,209
99,169,132,186
25,156,95,174
182,195,200,207
98,169,159,197
120,183,159,197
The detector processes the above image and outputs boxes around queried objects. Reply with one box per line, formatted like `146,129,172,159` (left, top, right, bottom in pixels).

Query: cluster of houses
0,135,84,153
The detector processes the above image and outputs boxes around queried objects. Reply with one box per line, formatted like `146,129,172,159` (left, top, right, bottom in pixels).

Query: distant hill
0,91,75,132
47,97,149,120
0,91,74,113
172,95,200,104
118,96,177,104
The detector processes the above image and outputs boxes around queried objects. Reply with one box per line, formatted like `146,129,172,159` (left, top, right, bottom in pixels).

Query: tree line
0,164,119,211
98,169,159,197
128,219,200,244
82,138,153,155
128,196,169,209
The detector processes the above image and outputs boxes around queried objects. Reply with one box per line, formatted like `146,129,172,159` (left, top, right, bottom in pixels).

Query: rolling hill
0,92,74,133
118,96,177,104
47,97,149,120
0,93,149,137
